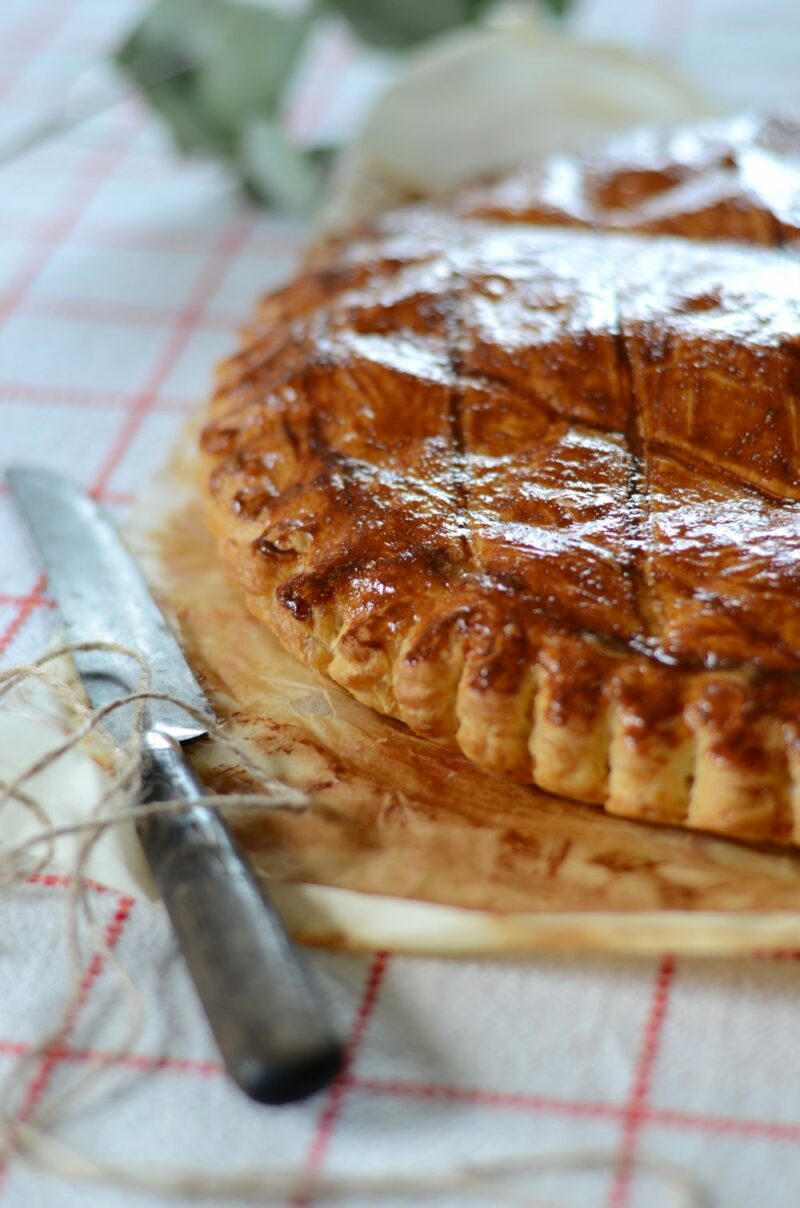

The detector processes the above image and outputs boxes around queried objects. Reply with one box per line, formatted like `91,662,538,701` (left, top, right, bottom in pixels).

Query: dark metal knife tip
235,1039,346,1106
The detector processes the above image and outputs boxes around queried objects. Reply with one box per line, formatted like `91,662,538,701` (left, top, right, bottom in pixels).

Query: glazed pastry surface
200,113,800,844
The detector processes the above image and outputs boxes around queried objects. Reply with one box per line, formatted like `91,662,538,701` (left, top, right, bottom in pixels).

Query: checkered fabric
2,2,800,1206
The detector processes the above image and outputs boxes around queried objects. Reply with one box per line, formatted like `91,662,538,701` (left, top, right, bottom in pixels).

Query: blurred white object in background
324,16,712,229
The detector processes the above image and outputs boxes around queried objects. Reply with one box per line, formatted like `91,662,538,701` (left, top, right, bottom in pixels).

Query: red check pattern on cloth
3,2,800,1207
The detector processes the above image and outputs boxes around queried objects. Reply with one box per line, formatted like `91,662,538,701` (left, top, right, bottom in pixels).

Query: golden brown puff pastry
199,113,800,846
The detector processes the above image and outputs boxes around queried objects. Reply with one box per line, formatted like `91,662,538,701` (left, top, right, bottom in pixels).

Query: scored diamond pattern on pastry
200,113,800,844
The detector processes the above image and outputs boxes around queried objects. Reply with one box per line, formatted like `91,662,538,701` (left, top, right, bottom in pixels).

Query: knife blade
8,466,343,1105
8,467,210,743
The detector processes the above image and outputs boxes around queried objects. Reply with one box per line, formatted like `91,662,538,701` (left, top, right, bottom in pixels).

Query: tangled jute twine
0,642,710,1207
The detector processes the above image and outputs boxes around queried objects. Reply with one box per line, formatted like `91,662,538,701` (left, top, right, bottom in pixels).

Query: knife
7,467,343,1105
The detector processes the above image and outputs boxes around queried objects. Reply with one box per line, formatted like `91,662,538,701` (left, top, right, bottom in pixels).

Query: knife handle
135,728,343,1105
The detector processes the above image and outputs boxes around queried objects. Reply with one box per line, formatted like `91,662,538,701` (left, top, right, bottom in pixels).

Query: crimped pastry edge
199,441,800,848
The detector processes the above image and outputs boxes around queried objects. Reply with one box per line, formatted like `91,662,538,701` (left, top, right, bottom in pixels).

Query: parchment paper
120,442,800,955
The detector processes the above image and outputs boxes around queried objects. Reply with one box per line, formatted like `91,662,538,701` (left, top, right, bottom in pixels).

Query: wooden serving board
127,443,800,955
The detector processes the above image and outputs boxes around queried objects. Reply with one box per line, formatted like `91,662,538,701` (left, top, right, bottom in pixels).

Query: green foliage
116,0,572,209
117,0,310,153
238,119,319,213
322,0,494,49
538,0,573,14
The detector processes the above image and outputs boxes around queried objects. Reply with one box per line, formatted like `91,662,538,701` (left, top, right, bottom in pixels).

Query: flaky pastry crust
199,113,800,845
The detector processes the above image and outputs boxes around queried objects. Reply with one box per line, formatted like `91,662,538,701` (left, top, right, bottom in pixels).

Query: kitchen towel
3,1,800,1205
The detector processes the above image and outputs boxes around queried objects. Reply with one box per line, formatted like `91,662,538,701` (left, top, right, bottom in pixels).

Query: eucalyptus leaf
322,0,494,48
142,79,219,153
539,0,573,14
239,118,320,212
197,6,310,140
116,0,219,152
117,0,218,74
116,0,311,158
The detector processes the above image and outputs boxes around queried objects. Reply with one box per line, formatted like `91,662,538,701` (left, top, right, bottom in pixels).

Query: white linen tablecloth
2,1,800,1205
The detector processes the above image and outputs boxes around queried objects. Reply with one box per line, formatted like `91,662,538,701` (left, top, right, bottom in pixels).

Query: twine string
0,642,709,1207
